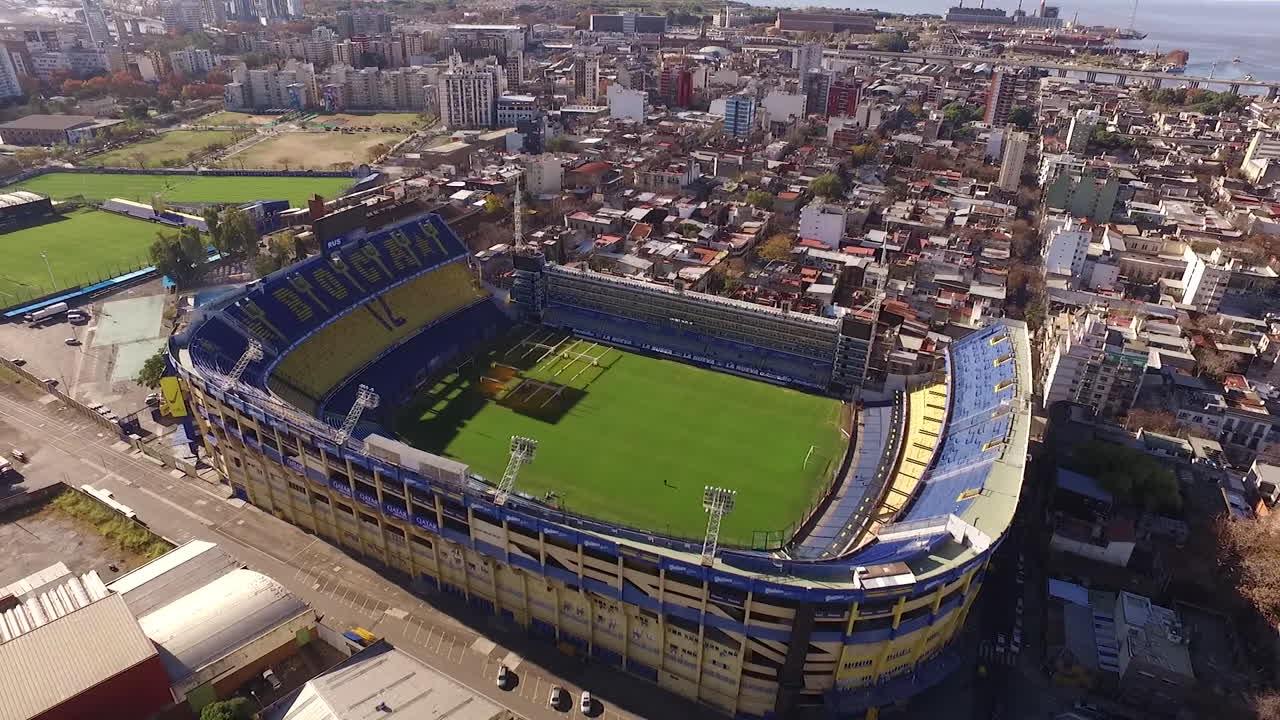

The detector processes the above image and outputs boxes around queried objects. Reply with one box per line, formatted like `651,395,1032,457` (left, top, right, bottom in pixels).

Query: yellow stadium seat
270,262,485,402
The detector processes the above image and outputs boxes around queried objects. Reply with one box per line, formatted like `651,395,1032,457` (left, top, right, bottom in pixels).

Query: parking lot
0,281,171,431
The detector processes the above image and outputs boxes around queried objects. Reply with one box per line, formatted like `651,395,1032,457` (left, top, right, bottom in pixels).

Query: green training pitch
7,172,352,206
0,209,157,303
395,329,848,546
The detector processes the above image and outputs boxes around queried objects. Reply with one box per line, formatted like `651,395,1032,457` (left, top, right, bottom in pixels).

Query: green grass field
396,330,847,546
88,130,243,168
8,172,352,206
0,209,157,303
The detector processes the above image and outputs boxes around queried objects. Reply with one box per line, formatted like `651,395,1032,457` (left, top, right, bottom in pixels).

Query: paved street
0,388,705,720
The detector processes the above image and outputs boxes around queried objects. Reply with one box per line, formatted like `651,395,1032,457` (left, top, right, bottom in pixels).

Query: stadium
172,207,1031,719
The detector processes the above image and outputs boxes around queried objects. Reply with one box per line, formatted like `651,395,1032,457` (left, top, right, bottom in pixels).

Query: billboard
159,376,188,418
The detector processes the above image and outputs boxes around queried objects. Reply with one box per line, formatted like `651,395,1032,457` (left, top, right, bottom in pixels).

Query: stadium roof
138,568,311,689
0,594,159,720
0,191,45,207
263,641,505,720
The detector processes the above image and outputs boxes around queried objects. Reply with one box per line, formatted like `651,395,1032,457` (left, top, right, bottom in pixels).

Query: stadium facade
173,209,1031,719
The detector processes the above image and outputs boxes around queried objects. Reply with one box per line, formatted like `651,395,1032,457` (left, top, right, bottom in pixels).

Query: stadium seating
792,397,901,559
189,213,469,388
544,303,833,390
902,324,1016,522
220,213,467,355
270,261,486,402
322,299,512,424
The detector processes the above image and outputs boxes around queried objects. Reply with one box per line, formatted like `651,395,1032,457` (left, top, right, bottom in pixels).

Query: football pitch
396,329,848,546
0,209,156,303
8,172,352,206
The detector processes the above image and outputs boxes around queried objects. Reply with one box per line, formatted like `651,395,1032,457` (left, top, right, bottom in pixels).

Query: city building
523,153,562,195
1179,246,1231,313
1041,310,1148,417
1240,130,1280,184
826,79,860,118
162,0,205,33
998,130,1029,192
1113,592,1196,713
336,9,391,38
80,0,112,45
945,5,1012,24
442,24,526,61
1041,215,1091,279
573,51,599,103
799,201,848,249
723,93,756,139
803,71,830,117
440,52,503,129
225,60,318,111
793,42,823,80
588,13,667,34
774,10,876,33
658,64,693,109
0,114,120,146
983,69,1026,127
0,46,22,99
169,47,216,76
1065,108,1100,153
323,65,436,112
1044,171,1120,224
607,84,648,123
496,94,539,126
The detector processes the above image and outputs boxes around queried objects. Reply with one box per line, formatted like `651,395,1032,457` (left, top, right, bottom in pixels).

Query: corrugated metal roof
0,594,159,720
264,643,504,720
107,540,240,617
138,569,310,687
1,566,109,645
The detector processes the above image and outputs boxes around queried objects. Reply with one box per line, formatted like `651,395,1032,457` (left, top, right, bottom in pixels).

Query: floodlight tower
228,340,264,383
334,384,380,445
494,435,538,505
701,486,737,565
512,170,525,250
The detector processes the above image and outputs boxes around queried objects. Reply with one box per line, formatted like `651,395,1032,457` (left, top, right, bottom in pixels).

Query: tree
757,234,793,262
365,142,392,162
1007,105,1035,130
254,231,296,276
1124,408,1183,435
483,194,505,215
135,347,167,389
218,206,260,258
942,102,982,126
1216,516,1280,625
200,698,252,720
873,32,909,53
1066,440,1181,512
545,136,570,153
809,172,843,199
745,189,773,209
149,229,205,287
1197,348,1238,380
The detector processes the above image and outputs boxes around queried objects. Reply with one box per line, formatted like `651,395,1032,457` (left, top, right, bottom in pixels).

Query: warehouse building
108,540,318,713
0,115,121,146
0,565,175,720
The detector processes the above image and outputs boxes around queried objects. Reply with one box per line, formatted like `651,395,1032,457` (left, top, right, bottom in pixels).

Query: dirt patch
0,495,153,586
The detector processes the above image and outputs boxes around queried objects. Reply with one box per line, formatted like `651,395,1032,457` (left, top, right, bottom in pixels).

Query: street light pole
40,251,56,289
